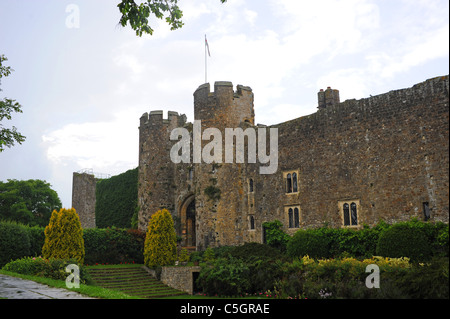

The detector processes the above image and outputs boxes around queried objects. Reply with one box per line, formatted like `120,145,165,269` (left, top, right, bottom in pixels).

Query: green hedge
376,220,449,261
286,220,448,261
95,168,138,228
27,225,46,257
0,221,145,266
0,221,32,267
83,227,145,265
2,256,90,284
287,229,330,259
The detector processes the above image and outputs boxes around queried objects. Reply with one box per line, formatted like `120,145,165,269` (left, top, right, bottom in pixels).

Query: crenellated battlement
140,110,187,128
194,82,253,101
194,81,255,126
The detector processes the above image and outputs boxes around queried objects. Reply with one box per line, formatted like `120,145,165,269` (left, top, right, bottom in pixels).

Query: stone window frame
248,215,255,231
248,178,254,193
285,205,300,229
338,200,361,228
283,170,299,195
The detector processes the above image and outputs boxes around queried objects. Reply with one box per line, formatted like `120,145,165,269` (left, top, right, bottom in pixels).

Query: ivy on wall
95,167,138,228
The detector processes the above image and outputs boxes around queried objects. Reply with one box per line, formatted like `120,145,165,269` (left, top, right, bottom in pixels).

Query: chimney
318,87,340,109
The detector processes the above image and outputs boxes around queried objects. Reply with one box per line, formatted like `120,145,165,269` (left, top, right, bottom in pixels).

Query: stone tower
137,110,187,230
72,172,96,229
193,81,255,249
317,86,340,109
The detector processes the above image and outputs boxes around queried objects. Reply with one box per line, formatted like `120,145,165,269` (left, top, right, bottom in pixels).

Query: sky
0,0,448,208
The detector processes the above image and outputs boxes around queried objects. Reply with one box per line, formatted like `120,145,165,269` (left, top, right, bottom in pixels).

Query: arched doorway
180,195,196,248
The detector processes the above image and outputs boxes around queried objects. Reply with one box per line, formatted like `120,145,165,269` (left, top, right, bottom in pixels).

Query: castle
136,76,449,250
73,75,449,251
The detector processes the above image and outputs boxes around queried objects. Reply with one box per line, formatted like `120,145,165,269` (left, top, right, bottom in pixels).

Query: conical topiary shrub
42,208,85,264
144,209,177,268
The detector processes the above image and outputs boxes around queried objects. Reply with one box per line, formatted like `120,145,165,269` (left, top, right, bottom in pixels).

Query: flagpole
205,34,207,83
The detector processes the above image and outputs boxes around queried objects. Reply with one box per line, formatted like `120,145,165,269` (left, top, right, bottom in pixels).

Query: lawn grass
1,265,274,300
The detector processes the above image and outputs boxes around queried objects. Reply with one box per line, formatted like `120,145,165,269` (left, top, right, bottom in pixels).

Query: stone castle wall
136,75,449,250
249,76,449,243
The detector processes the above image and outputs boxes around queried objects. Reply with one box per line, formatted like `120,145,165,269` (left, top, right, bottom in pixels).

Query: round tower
194,81,255,128
137,110,187,230
193,82,255,249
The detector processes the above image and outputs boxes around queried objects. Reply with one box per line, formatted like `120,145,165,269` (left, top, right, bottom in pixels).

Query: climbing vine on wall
204,185,221,201
95,168,138,228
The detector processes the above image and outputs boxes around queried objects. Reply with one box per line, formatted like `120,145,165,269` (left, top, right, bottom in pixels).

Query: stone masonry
71,172,96,229
137,76,449,250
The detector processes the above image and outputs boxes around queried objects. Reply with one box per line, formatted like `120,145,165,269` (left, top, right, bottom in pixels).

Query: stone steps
88,266,188,299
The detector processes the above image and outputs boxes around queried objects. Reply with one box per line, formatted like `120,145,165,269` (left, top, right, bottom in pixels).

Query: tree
117,0,227,37
144,209,177,268
0,179,62,227
42,208,85,264
0,54,25,152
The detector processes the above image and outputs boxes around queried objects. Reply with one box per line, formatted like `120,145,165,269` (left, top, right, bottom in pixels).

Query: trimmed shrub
143,209,177,268
42,208,85,264
83,227,145,265
285,220,446,260
287,229,330,259
376,222,432,261
0,221,31,267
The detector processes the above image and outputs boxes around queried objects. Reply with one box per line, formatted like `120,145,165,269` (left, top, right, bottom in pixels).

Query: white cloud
181,1,211,21
42,109,139,173
257,103,316,126
272,0,380,55
113,53,145,75
316,68,373,101
378,25,449,78
244,9,258,27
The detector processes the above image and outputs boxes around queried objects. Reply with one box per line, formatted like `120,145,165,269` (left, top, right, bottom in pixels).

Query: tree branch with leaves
0,54,25,152
117,0,227,37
